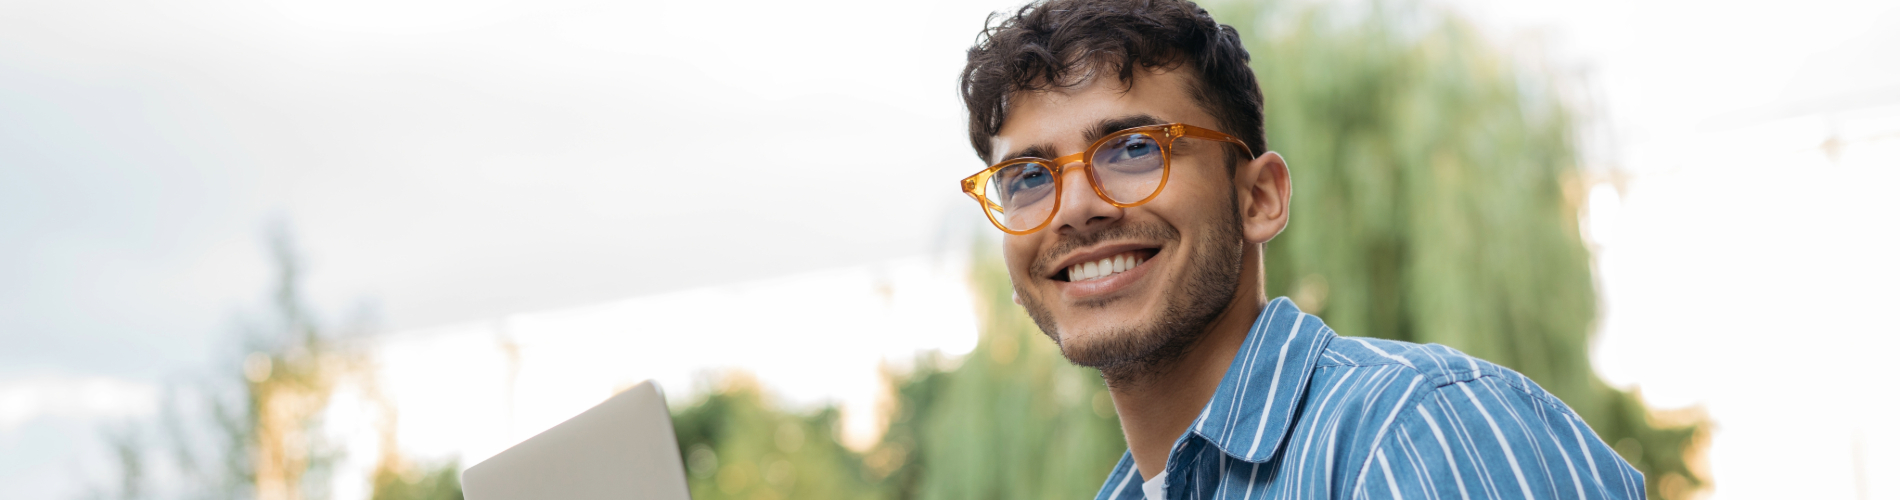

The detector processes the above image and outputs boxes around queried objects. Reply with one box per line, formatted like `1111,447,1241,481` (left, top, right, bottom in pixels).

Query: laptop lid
461,380,692,500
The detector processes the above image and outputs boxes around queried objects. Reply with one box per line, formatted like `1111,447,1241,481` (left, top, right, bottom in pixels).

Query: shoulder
1314,335,1567,412
1305,335,1597,464
1305,336,1646,499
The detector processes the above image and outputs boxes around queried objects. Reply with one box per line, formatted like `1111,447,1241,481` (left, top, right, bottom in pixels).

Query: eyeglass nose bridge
1047,149,1147,210
1041,152,1109,216
1048,151,1089,172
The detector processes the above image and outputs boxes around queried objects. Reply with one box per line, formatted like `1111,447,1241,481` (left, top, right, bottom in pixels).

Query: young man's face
994,68,1251,373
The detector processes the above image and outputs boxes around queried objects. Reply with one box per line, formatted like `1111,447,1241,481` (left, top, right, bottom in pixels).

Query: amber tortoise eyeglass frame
960,123,1255,235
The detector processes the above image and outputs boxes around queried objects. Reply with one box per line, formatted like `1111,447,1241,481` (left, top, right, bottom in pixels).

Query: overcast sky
1,0,1007,384
6,0,1895,386
3,0,1898,497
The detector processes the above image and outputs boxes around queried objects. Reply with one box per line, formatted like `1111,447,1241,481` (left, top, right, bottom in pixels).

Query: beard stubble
1014,193,1248,387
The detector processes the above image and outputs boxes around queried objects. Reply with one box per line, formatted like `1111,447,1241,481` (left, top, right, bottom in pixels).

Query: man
955,1,1644,499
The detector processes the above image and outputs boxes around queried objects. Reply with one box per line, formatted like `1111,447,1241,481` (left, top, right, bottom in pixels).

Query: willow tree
872,248,1127,500
1213,1,1707,497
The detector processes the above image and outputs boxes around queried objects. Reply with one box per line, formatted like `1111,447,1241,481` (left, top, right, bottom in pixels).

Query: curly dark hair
958,0,1265,166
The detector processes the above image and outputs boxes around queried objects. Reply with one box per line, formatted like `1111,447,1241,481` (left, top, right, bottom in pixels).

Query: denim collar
1183,297,1335,463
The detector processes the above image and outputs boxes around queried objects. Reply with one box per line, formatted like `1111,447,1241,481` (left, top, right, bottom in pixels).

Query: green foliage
88,228,467,500
877,248,1126,500
668,249,1127,500
671,374,885,500
1210,0,1708,497
371,460,464,500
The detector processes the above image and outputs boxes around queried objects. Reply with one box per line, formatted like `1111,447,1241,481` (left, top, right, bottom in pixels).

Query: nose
1049,161,1121,233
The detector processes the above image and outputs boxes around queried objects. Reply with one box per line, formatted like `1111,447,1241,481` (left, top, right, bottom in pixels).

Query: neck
1110,250,1266,481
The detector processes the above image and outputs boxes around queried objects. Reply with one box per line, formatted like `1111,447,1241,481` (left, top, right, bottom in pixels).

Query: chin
1049,313,1156,367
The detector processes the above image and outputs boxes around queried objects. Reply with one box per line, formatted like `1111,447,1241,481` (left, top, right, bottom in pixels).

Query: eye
1008,167,1051,192
992,163,1055,208
1092,134,1164,175
1106,135,1158,162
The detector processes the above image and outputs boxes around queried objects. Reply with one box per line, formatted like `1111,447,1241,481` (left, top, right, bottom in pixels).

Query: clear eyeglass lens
985,161,1057,231
1090,132,1166,203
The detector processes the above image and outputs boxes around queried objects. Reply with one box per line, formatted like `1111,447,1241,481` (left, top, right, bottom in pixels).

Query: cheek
1171,159,1234,200
1150,174,1232,227
1001,237,1042,281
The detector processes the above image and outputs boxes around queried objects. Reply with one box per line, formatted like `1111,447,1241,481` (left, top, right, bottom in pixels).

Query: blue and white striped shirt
1096,298,1644,500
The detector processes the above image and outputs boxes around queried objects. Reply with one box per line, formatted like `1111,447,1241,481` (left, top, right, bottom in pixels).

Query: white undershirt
1142,470,1168,500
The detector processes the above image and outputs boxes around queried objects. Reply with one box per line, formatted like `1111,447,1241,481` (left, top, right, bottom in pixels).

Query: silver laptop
462,380,692,500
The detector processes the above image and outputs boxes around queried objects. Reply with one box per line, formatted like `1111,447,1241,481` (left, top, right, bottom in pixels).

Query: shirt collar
1184,297,1334,463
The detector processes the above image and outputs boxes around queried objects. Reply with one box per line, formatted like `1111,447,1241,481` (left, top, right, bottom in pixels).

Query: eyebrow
994,113,1169,164
1084,114,1167,144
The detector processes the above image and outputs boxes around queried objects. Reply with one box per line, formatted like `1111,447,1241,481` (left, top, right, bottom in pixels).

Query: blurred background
2,0,1895,498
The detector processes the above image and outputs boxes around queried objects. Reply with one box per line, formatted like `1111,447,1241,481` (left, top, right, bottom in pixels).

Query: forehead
991,68,1211,163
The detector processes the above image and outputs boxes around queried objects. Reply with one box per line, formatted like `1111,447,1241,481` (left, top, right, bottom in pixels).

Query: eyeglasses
961,123,1254,235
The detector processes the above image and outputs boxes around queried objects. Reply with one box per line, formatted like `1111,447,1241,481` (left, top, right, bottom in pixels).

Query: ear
1235,151,1291,244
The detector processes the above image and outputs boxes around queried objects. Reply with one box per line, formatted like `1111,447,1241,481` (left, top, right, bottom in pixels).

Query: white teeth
1068,252,1146,282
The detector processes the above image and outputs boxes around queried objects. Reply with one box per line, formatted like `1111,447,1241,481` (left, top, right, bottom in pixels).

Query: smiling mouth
1057,249,1160,282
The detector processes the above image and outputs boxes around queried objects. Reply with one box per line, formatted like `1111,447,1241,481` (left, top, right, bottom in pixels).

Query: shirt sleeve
1352,377,1646,500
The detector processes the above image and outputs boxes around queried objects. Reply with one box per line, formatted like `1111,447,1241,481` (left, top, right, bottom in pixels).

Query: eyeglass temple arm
1172,124,1256,159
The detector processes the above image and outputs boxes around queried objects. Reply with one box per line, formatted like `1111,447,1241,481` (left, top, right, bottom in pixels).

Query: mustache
1033,221,1180,277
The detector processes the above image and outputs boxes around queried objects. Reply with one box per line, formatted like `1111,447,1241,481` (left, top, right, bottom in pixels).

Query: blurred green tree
1210,1,1709,498
870,249,1126,500
671,373,885,500
229,227,352,500
369,460,463,500
88,227,466,500
668,250,1127,500
90,226,357,500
